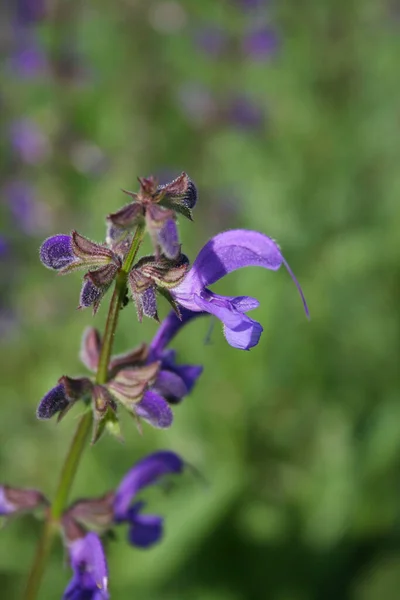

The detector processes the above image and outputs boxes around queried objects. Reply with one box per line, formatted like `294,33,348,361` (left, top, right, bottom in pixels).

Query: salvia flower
113,451,184,548
37,320,202,438
0,485,47,517
64,532,109,600
67,451,185,550
40,231,122,313
170,229,309,350
107,173,197,258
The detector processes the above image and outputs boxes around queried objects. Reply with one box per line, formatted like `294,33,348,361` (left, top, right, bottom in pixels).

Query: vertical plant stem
23,223,145,600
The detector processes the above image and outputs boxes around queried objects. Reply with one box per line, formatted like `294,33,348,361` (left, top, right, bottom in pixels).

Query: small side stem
23,223,145,600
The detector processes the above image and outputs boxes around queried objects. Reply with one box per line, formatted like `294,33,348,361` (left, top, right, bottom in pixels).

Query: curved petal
148,308,204,359
65,533,109,600
194,293,263,350
127,504,164,548
223,319,263,350
135,390,173,429
153,369,188,403
173,229,309,317
114,451,184,519
176,230,283,294
160,350,203,394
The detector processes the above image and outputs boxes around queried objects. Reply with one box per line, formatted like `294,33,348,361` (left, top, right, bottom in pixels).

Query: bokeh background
1,0,400,598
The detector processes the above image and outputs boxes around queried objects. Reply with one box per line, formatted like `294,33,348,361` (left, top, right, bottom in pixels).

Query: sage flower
170,229,309,350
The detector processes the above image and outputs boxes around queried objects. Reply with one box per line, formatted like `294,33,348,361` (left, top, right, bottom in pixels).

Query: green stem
23,223,145,600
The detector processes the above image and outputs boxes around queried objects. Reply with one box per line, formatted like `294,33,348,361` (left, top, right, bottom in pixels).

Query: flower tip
282,258,310,319
39,234,74,270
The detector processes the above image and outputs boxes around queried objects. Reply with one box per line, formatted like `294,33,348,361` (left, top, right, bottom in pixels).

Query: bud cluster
39,172,197,316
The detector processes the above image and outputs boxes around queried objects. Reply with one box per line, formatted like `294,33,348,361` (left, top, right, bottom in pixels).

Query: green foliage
1,0,400,598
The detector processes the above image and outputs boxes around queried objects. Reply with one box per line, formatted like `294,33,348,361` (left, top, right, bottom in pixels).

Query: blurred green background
1,0,400,598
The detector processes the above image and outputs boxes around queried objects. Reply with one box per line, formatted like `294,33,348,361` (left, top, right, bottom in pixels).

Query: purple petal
39,234,74,270
65,533,109,600
194,293,263,350
126,503,164,548
173,229,309,317
153,370,188,404
158,349,203,394
135,390,173,429
165,361,203,394
114,451,184,519
0,488,15,515
243,27,279,60
158,218,180,259
148,308,203,359
36,383,69,419
176,230,283,292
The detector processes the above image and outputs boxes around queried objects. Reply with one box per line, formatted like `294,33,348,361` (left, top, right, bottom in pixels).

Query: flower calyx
128,254,189,322
107,172,197,258
40,230,122,314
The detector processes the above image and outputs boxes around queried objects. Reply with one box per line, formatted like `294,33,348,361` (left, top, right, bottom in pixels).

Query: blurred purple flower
16,0,46,25
227,94,264,130
4,181,53,235
0,237,8,258
114,451,185,548
11,37,48,78
194,26,228,57
9,119,50,165
64,532,109,600
243,26,279,60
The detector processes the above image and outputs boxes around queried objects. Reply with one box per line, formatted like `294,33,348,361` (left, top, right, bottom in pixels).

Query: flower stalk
23,223,145,600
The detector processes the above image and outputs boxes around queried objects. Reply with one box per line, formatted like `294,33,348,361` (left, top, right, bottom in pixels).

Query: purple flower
113,451,184,548
149,308,203,403
10,35,48,77
227,95,264,130
170,229,309,350
5,181,53,235
64,532,109,600
194,26,228,57
0,237,8,258
243,26,279,60
9,119,50,165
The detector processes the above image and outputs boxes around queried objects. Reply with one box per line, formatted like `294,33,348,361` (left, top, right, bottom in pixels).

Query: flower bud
157,172,198,220
0,485,48,516
39,234,74,270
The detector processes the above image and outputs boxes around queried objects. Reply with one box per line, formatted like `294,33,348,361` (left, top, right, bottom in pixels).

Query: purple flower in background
16,0,47,25
194,26,228,57
11,36,48,78
170,229,309,350
64,532,109,600
5,181,53,235
243,26,279,60
9,119,50,165
0,237,8,258
227,95,264,130
113,451,185,548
